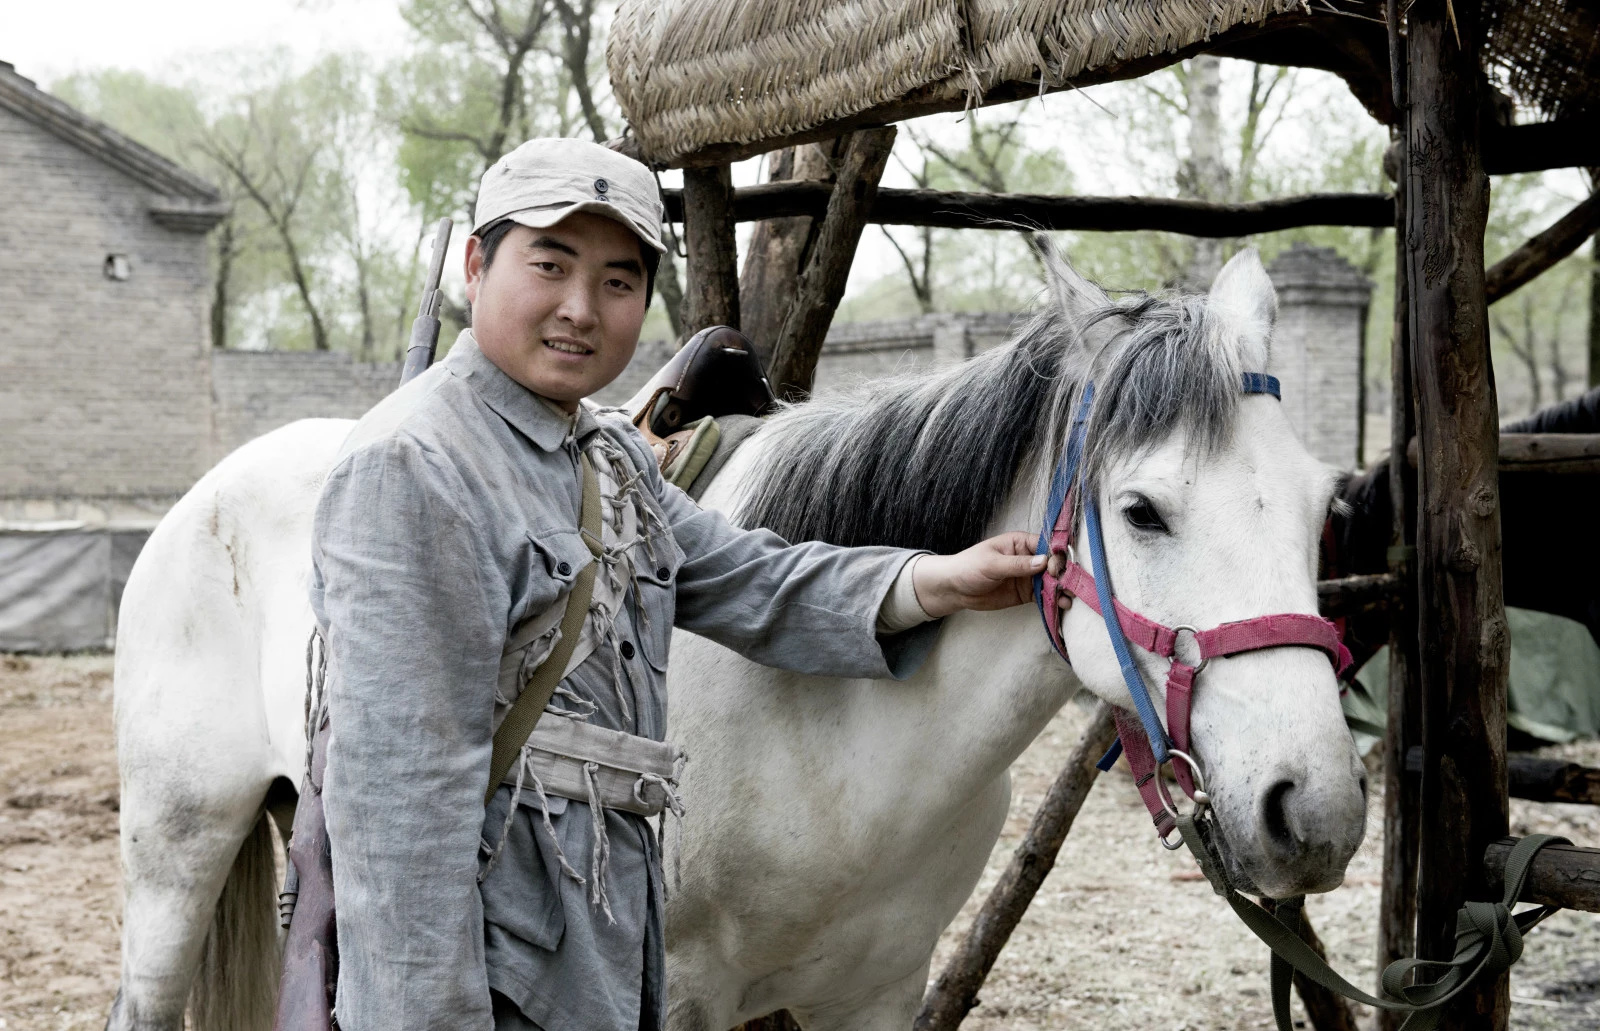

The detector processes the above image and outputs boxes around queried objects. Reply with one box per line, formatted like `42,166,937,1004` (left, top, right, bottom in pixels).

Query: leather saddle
627,326,776,478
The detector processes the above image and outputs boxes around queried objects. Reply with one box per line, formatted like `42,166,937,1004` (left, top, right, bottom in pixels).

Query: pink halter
1034,378,1351,846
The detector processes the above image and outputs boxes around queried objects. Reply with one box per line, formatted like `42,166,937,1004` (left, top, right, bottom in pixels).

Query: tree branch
1485,190,1600,304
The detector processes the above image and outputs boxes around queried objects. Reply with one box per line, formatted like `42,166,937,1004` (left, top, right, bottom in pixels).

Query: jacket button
657,566,670,580
557,561,572,576
620,640,635,660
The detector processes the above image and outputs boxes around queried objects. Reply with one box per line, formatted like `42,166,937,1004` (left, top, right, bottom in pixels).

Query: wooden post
739,142,845,368
766,127,896,399
681,163,740,336
1405,5,1510,1031
1377,5,1423,1025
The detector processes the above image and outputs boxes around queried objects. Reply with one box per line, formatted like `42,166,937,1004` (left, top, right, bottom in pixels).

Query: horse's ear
1208,248,1277,362
1042,242,1112,321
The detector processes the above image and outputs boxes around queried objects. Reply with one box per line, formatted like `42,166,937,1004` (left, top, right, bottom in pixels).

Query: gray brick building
0,60,226,525
1266,244,1373,469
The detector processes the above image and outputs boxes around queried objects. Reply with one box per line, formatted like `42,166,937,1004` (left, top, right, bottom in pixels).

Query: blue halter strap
1033,372,1281,771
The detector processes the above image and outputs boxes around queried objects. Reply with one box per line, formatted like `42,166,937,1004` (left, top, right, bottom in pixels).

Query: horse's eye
1124,498,1167,533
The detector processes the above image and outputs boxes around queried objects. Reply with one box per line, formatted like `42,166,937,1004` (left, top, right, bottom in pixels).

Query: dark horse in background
1330,386,1600,675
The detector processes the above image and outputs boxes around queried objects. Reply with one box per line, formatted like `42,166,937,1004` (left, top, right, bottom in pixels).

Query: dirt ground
1,654,1597,1030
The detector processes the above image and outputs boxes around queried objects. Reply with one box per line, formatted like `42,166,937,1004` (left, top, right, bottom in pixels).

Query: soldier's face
466,214,649,410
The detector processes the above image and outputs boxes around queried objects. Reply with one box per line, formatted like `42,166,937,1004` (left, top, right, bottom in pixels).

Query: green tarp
1345,607,1600,753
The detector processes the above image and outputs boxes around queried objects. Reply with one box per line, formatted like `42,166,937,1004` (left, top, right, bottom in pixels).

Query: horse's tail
188,813,281,1031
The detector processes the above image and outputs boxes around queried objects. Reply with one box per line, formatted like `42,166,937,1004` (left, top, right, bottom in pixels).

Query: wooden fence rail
1483,839,1600,912
662,184,1395,236
1406,433,1600,475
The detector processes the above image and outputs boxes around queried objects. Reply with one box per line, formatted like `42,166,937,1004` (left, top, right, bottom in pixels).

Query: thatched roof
609,0,1303,167
608,0,1600,169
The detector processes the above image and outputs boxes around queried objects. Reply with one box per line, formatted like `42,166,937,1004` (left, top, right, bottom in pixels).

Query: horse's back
115,417,355,781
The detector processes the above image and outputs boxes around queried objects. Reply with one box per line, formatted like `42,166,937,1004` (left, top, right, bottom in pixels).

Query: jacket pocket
632,537,683,671
527,528,594,588
508,529,596,641
480,791,567,952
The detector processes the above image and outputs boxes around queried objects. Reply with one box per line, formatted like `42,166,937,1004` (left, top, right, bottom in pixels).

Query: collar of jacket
445,329,602,452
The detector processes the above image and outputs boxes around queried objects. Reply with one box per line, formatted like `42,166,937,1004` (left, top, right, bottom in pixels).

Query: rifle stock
275,706,337,1031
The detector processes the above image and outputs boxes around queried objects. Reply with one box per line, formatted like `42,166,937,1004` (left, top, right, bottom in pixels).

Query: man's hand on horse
913,531,1073,616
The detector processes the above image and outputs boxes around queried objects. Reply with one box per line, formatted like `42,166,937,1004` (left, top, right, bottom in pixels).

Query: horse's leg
787,961,932,1031
110,765,278,1031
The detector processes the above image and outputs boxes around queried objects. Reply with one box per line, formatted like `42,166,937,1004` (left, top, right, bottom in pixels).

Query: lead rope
1041,375,1569,1028
1177,815,1568,1031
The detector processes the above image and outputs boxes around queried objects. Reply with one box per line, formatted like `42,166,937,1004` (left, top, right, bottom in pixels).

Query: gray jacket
311,332,931,1031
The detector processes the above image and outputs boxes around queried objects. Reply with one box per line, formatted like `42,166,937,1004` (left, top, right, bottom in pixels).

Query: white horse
108,250,1367,1031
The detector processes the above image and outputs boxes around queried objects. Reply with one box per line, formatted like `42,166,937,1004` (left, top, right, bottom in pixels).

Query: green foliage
850,58,1595,441
52,1,628,360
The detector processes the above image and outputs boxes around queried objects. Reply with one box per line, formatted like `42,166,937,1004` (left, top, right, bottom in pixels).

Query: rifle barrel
400,218,454,387
417,218,453,317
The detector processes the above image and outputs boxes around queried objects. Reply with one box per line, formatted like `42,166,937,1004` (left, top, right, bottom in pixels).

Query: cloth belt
503,714,685,818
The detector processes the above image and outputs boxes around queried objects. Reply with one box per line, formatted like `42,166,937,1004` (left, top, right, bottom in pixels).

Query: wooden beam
1378,9,1424,1017
1484,119,1600,175
1407,748,1600,806
1485,192,1600,304
1406,433,1600,474
1405,5,1510,1029
915,703,1118,1031
1507,757,1600,807
662,183,1395,237
766,127,896,400
1317,573,1402,617
1483,839,1600,913
680,164,740,336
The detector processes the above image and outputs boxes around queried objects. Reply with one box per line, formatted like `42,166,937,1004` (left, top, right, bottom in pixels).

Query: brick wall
0,106,214,505
809,312,1021,393
1266,244,1373,469
210,351,402,456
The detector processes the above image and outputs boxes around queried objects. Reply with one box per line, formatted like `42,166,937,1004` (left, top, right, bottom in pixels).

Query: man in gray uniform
312,137,1046,1031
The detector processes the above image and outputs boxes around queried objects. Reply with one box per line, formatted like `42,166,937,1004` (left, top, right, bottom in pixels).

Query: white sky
23,0,1568,329
4,0,410,84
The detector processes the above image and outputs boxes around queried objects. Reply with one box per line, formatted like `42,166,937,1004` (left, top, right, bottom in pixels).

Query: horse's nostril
1262,778,1296,850
1358,774,1369,801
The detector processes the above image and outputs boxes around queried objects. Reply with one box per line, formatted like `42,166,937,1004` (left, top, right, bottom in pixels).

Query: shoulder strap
485,454,604,804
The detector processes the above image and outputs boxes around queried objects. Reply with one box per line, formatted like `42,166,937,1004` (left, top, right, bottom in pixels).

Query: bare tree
551,0,606,142
1496,302,1544,410
880,149,936,313
1176,55,1230,288
906,115,1053,274
1589,170,1600,388
402,0,556,171
204,101,332,351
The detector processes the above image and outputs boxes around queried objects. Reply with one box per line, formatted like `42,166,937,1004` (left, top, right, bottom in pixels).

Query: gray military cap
473,137,667,253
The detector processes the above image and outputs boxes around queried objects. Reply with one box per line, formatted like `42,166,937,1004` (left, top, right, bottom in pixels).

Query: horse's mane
1503,385,1600,434
735,267,1252,553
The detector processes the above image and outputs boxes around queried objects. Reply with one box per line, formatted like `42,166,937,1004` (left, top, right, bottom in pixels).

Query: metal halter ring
1171,624,1209,674
1155,748,1211,821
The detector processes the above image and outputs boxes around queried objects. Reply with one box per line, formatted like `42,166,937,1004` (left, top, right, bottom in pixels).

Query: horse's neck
704,434,1077,789
923,469,1080,780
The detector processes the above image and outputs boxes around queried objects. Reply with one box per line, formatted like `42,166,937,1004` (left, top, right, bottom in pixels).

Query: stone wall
0,105,213,509
210,350,402,457
1265,244,1373,469
809,312,1020,393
